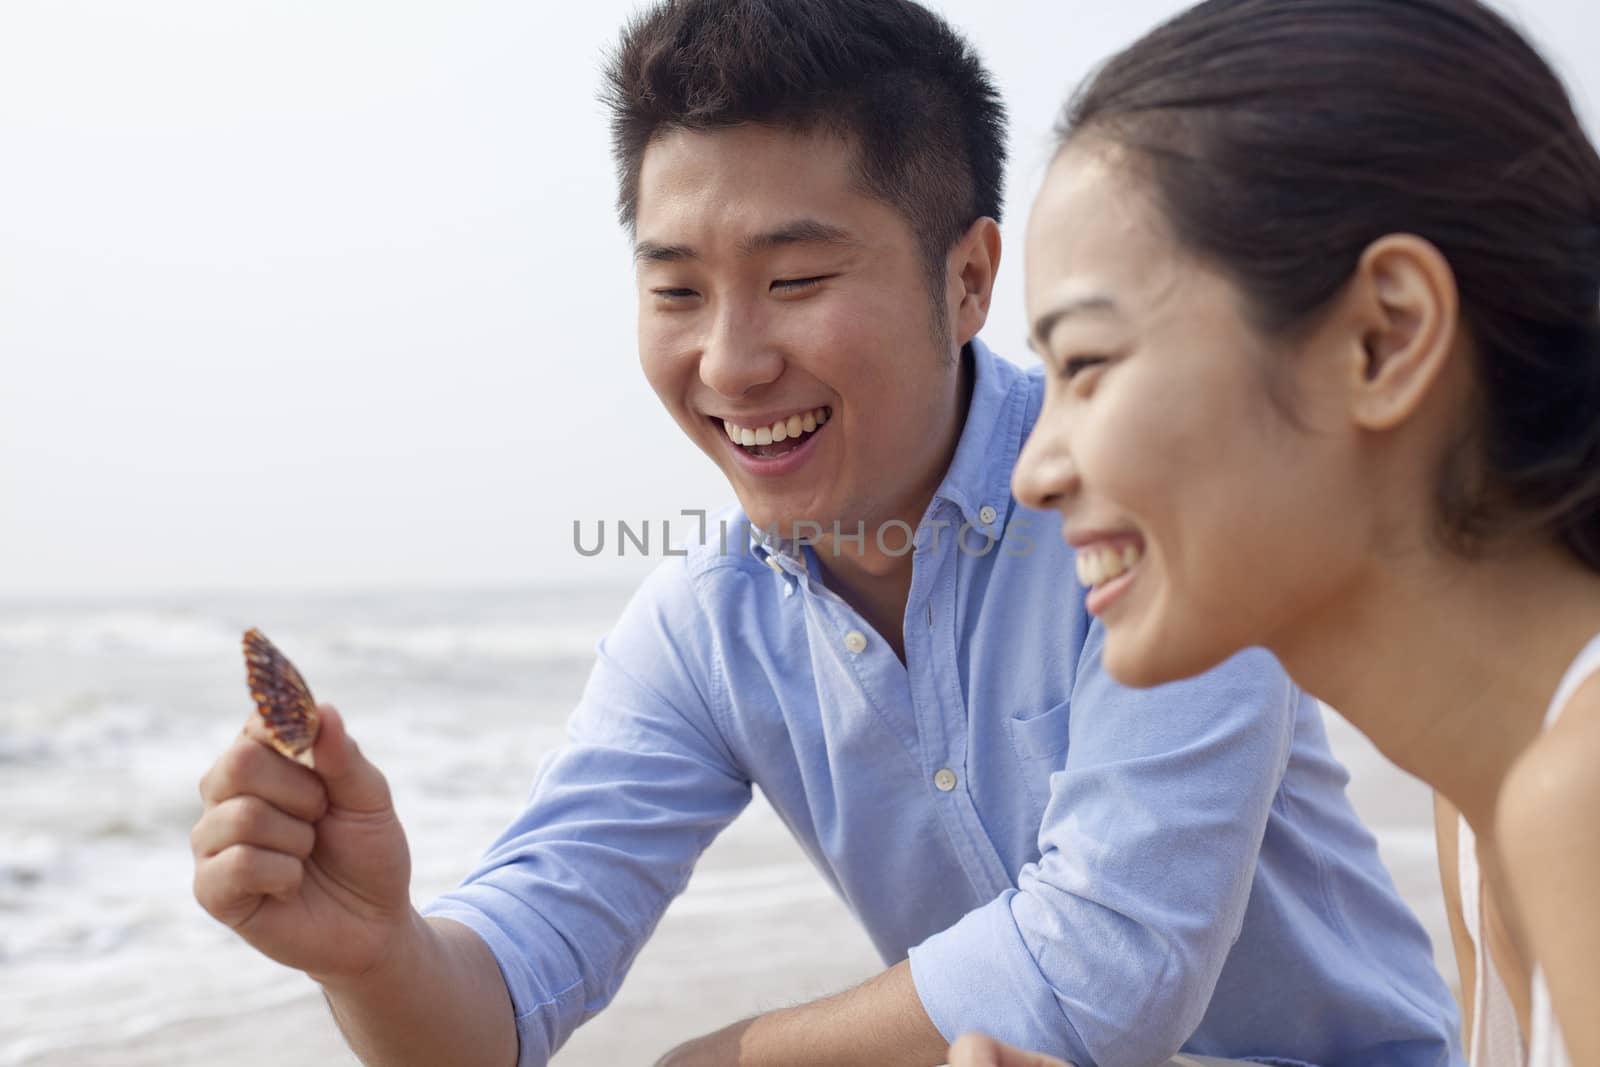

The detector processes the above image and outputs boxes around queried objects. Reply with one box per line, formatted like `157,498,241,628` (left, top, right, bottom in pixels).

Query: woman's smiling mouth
1069,535,1146,616
1075,539,1143,588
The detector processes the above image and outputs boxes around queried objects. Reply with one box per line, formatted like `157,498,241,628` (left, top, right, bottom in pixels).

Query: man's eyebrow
634,241,698,264
1028,294,1121,352
634,220,859,266
739,219,861,256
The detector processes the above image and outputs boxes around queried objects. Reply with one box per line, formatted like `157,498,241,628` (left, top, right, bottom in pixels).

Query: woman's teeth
1075,542,1143,587
723,407,830,449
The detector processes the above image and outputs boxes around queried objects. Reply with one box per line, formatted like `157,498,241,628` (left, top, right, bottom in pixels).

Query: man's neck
809,345,976,663
813,538,919,662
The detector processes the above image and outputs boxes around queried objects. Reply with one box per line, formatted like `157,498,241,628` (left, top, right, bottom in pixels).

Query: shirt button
933,768,958,792
843,630,868,654
978,505,998,525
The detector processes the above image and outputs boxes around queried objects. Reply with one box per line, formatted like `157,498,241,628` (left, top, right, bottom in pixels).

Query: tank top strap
1521,631,1599,1067
1545,632,1600,729
1458,815,1527,1065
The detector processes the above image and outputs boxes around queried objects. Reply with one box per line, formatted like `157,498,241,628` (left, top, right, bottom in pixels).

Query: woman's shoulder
1497,676,1599,1067
1499,671,1600,847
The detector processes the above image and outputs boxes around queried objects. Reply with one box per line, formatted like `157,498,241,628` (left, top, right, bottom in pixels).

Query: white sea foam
0,586,637,1064
326,621,604,664
0,611,605,666
0,613,238,658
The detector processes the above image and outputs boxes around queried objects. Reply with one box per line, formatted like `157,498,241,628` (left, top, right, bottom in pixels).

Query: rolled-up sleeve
422,561,751,1067
908,628,1297,1067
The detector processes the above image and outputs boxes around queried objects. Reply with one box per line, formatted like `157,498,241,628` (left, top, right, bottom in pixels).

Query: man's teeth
723,407,830,448
1075,542,1144,587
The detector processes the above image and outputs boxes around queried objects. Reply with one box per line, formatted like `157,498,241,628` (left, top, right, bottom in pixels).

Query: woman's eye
652,288,699,302
1061,355,1108,379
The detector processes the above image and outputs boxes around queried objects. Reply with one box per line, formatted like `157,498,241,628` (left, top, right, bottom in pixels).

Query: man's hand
947,1033,1074,1067
654,1021,750,1066
191,703,417,982
194,705,520,1066
652,961,947,1066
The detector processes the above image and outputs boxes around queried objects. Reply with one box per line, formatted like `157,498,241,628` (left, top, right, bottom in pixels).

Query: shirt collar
748,520,809,577
934,336,1030,530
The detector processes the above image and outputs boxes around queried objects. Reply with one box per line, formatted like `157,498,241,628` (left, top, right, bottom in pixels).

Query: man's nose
698,304,784,397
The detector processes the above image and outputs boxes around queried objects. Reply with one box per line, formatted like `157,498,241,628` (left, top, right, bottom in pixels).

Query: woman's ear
1342,233,1461,432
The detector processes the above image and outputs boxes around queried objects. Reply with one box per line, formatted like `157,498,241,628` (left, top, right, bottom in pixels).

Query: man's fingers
205,704,390,817
199,732,328,824
948,1034,1003,1067
191,794,316,861
309,704,393,813
193,844,305,926
948,1034,1075,1067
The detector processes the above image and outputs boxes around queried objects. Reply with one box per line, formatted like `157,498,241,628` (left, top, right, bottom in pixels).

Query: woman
959,0,1600,1064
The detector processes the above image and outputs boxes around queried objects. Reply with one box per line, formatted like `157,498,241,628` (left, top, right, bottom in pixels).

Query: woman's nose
1012,423,1079,512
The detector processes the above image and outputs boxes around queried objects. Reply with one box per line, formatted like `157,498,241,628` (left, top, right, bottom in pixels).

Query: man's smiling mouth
719,406,832,459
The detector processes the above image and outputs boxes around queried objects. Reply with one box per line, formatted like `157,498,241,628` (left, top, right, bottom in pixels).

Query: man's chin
737,505,831,545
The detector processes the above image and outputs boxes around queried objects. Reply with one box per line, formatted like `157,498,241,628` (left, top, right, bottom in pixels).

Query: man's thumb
311,704,392,812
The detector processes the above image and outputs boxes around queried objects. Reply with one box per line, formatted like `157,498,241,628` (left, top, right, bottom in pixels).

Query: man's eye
652,288,699,301
771,276,828,294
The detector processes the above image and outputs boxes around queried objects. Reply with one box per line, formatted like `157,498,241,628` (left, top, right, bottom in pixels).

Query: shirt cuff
907,890,1092,1065
422,887,587,1067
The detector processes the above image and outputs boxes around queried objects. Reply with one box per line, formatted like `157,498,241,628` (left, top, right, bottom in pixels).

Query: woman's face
1013,143,1372,687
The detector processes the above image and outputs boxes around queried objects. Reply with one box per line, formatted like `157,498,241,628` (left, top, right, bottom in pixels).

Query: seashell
242,628,320,767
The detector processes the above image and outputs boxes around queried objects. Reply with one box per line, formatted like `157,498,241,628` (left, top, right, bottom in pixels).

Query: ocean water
0,585,1451,1065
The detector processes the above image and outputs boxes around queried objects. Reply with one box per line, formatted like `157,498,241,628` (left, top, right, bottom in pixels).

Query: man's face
634,123,969,541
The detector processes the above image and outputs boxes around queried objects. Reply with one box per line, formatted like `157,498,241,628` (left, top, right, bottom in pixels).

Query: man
190,2,1462,1065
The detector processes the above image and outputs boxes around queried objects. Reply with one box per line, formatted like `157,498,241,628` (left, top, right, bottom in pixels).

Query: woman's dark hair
602,0,1006,292
1060,0,1600,569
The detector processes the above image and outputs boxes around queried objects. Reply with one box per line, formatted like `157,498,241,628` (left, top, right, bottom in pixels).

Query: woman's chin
1103,641,1171,689
1102,629,1227,690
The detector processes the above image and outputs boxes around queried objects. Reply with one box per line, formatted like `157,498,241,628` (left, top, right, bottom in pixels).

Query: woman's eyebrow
1029,294,1120,352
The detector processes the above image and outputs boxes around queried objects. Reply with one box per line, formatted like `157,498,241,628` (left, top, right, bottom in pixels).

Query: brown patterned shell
242,628,320,767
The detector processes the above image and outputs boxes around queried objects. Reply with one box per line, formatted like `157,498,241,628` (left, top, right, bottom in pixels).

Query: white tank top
1457,632,1600,1067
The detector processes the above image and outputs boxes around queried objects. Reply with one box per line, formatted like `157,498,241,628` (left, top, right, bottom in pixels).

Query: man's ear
948,216,1002,347
1342,233,1461,432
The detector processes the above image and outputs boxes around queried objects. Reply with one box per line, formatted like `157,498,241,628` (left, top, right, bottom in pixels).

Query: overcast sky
3,0,1596,595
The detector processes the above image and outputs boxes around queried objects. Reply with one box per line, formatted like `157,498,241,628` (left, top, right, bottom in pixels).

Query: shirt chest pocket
1006,700,1073,813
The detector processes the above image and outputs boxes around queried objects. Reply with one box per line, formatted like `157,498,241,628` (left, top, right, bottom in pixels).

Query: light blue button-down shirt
424,340,1462,1067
